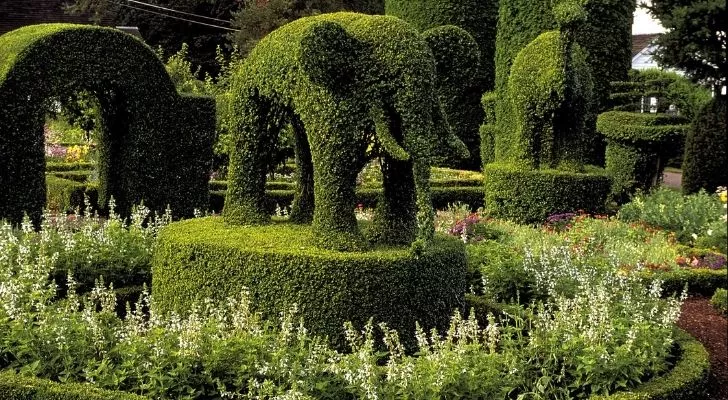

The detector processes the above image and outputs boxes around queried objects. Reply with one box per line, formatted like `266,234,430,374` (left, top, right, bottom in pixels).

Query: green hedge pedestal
597,111,690,202
483,163,611,224
152,217,467,349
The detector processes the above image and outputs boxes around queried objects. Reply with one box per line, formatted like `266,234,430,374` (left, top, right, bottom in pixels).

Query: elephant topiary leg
289,114,314,224
367,156,417,245
309,128,366,251
223,93,276,225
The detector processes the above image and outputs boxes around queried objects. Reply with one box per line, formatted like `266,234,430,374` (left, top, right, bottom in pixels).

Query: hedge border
0,370,147,400
483,163,611,224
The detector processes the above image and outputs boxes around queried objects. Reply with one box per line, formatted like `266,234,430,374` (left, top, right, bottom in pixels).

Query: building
631,33,661,70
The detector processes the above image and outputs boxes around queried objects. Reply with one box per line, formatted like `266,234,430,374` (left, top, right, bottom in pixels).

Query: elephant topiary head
223,12,472,251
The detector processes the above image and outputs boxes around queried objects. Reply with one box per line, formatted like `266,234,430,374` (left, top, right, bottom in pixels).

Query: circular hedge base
484,163,612,224
152,217,467,349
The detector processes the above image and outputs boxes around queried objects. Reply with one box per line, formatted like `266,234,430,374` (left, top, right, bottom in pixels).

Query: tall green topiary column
682,96,727,194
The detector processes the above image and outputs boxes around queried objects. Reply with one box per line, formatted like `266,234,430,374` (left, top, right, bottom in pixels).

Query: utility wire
125,0,233,24
115,2,239,32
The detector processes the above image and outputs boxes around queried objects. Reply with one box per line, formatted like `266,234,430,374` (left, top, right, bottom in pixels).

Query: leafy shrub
617,187,726,245
710,288,728,315
682,96,727,195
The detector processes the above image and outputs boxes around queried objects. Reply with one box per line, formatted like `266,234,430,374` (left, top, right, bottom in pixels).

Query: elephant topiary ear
300,21,360,91
422,25,480,90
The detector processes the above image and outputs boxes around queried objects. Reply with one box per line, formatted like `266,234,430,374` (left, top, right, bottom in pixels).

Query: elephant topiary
223,12,469,251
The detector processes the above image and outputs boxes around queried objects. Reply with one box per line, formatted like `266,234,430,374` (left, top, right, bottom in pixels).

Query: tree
65,0,241,75
228,0,380,57
644,0,727,89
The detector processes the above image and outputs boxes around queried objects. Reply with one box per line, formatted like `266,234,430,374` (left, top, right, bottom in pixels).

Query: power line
115,2,239,32
125,0,233,24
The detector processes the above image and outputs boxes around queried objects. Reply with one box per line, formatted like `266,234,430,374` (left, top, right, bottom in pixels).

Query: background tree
65,0,240,75
644,0,727,89
228,0,381,57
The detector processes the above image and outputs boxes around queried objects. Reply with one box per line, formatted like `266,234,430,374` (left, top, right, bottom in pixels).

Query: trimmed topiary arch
0,24,215,223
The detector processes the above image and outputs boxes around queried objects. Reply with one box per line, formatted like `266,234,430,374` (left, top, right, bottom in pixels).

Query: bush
483,163,611,224
0,370,145,400
711,288,728,315
45,175,98,214
152,217,467,349
617,187,726,245
682,96,727,194
0,24,215,224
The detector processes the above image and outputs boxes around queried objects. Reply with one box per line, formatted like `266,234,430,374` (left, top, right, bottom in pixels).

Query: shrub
45,175,98,214
0,24,215,224
152,217,467,349
617,187,726,245
682,96,727,194
711,288,728,315
483,163,611,224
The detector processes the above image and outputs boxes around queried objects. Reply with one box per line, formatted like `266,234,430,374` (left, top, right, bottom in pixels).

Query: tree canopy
645,0,727,88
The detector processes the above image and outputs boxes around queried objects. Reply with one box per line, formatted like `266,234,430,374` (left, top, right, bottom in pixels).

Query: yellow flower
720,191,727,204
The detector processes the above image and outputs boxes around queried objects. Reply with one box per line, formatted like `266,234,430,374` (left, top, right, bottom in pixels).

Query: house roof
632,33,660,58
0,0,114,36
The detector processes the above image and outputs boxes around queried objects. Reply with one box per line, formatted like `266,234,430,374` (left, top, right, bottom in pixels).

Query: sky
633,0,667,34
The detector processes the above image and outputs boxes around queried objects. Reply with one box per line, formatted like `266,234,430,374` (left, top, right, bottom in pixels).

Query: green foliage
224,13,466,250
152,217,467,349
0,24,215,224
422,25,482,169
483,163,611,224
644,0,726,87
598,111,690,200
618,187,727,246
45,175,98,214
682,96,727,194
711,288,728,315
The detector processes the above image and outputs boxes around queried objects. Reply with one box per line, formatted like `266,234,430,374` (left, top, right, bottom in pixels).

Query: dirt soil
677,296,728,399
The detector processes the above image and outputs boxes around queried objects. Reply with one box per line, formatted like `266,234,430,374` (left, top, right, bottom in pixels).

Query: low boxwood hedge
45,175,98,213
0,370,146,400
483,163,611,224
45,161,95,172
152,217,467,349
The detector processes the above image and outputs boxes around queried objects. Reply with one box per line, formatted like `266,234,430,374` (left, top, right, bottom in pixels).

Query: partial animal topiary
384,0,497,170
682,96,727,195
507,30,594,168
492,0,635,165
0,24,215,223
223,12,468,251
422,25,482,169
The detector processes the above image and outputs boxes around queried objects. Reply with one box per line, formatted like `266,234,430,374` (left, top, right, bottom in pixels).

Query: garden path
677,296,728,399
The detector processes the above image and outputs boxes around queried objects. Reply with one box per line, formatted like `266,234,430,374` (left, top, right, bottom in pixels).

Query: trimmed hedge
682,96,727,194
0,370,146,400
650,268,728,297
0,24,215,224
598,111,690,201
483,163,611,224
225,12,469,251
152,217,467,349
45,175,98,214
45,161,94,172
